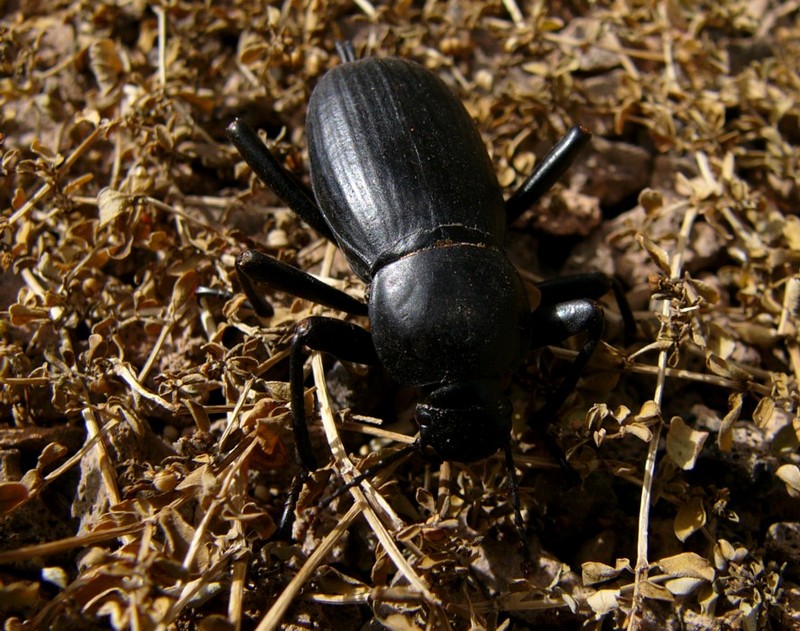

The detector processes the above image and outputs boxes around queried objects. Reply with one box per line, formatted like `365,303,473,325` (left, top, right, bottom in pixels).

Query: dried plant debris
1,1,799,629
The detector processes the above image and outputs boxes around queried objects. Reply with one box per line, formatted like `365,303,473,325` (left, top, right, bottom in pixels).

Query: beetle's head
416,380,512,462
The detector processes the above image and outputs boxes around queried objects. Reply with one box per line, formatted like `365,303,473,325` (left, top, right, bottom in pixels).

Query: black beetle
228,42,634,541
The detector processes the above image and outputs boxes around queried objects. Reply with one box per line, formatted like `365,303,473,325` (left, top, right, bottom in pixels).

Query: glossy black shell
370,245,530,387
306,57,507,280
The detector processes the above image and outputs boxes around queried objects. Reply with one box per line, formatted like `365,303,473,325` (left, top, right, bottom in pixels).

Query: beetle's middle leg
236,249,368,318
277,315,380,537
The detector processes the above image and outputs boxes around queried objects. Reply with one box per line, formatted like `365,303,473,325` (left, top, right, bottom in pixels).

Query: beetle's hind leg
527,297,605,426
529,271,636,424
523,296,606,480
227,119,336,243
536,272,636,342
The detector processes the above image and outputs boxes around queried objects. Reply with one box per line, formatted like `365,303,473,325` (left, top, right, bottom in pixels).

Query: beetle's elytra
228,43,634,541
307,57,508,280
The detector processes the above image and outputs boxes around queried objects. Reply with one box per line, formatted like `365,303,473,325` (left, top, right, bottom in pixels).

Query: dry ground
1,1,800,629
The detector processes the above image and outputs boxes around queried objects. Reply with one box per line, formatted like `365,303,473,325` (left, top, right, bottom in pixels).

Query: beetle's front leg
277,316,380,538
505,125,592,223
227,119,336,242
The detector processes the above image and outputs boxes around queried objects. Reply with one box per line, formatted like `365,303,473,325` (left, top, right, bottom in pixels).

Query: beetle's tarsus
504,441,532,569
275,470,308,540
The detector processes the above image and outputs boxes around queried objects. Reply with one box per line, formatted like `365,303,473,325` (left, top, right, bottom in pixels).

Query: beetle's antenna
319,442,417,508
335,40,357,64
504,440,532,574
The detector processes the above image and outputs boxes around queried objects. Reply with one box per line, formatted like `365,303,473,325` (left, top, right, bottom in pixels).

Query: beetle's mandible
228,42,635,541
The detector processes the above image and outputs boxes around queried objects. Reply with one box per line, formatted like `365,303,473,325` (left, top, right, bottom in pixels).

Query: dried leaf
184,398,211,432
686,276,720,304
611,405,631,422
698,583,719,615
89,39,123,94
664,576,705,596
266,381,292,402
621,423,653,442
752,397,775,428
30,137,61,163
639,580,674,601
9,304,50,325
11,186,26,209
170,269,198,316
776,464,800,497
159,506,204,564
719,392,743,452
250,422,289,470
155,124,173,151
586,589,620,614
635,400,662,422
666,417,708,470
657,552,715,582
37,442,68,470
41,566,69,589
97,188,134,227
706,353,751,382
582,559,631,586
674,496,706,542
316,566,369,595
713,538,748,570
637,233,672,275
